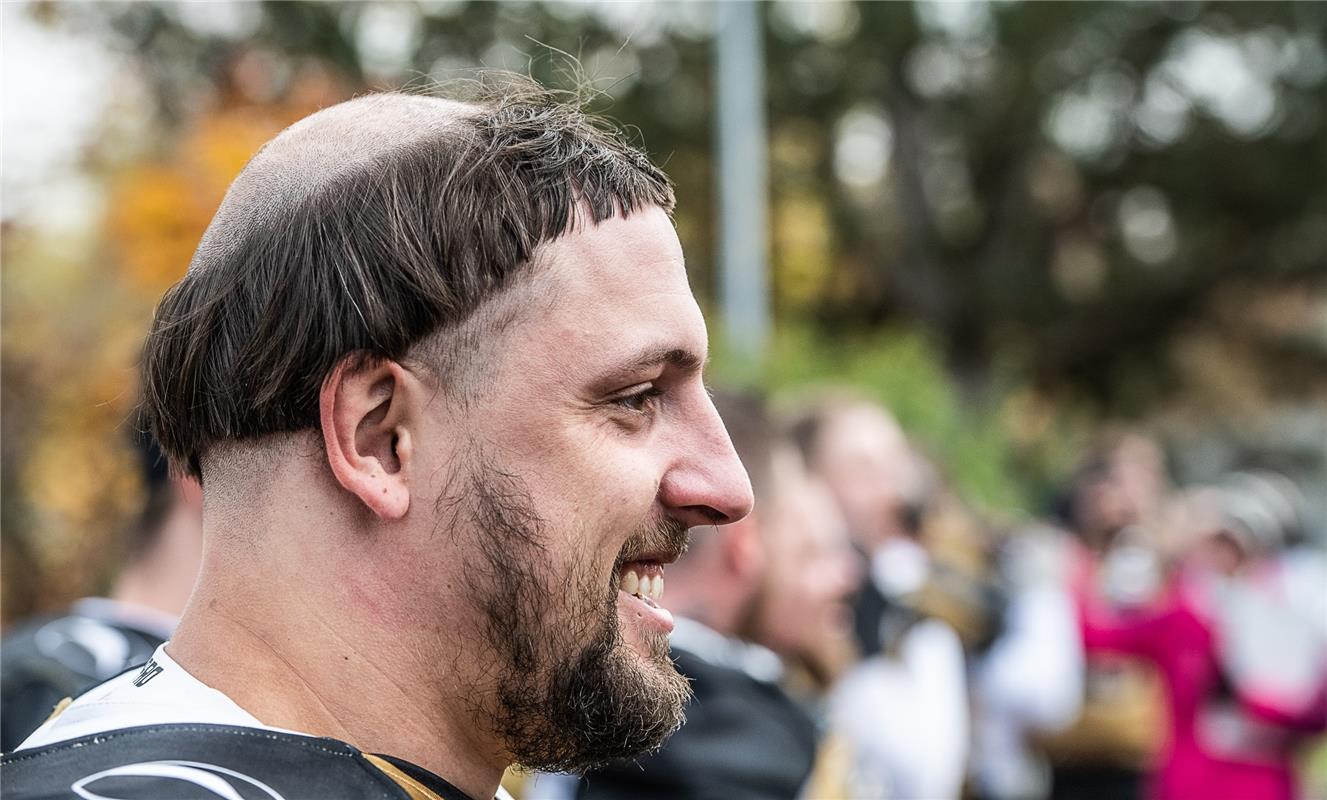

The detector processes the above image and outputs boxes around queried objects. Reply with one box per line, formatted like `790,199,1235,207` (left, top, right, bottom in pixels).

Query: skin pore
167,206,753,800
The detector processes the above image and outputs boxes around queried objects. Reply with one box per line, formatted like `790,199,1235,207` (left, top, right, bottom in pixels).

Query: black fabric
1,609,166,751
0,723,473,800
850,578,923,658
851,578,892,656
1049,764,1143,800
577,645,818,800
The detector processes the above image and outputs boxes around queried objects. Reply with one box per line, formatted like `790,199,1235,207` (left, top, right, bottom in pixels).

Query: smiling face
413,205,753,771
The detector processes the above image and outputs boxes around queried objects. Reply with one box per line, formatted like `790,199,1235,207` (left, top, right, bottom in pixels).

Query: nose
658,393,755,528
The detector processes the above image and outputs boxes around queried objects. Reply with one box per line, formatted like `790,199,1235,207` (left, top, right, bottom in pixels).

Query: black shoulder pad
1,724,413,800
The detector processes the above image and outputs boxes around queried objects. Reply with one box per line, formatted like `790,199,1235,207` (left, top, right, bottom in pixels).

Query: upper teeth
620,567,664,602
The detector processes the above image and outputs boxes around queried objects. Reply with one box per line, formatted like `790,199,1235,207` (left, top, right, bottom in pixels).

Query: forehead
820,407,907,465
521,206,704,370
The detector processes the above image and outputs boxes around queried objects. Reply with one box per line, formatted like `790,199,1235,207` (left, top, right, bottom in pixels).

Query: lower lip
618,589,675,634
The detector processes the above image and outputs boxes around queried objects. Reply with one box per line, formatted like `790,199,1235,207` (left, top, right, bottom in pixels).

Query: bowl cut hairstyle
141,84,675,479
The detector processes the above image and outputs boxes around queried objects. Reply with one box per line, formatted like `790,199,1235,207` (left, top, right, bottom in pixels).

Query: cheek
526,437,659,522
544,547,616,636
792,573,823,611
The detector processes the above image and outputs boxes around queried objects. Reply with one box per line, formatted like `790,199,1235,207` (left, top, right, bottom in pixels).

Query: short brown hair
142,82,674,478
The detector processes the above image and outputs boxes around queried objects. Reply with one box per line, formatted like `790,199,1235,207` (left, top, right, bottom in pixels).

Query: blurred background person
795,399,972,799
0,431,202,751
1040,434,1172,800
792,400,939,654
1076,472,1321,800
971,522,1085,800
742,431,862,698
745,437,865,800
1215,472,1327,728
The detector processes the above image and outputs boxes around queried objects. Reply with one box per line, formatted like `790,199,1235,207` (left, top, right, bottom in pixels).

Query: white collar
871,537,930,597
669,616,785,684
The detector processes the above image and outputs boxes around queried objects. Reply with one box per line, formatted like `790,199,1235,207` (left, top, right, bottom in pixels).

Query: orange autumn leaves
107,107,295,293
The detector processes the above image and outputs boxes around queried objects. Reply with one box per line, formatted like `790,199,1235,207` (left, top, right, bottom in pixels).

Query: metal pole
714,0,770,366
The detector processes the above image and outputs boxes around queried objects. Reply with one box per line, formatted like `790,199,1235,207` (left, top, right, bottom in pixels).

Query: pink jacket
1078,574,1303,800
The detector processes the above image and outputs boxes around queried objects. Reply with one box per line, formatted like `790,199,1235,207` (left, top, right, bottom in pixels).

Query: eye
611,384,665,415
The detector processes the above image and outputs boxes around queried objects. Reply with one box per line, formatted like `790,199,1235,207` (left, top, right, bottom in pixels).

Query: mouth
619,560,666,604
616,559,674,634
611,521,689,639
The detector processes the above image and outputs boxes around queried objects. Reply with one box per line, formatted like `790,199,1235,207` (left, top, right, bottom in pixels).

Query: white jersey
19,644,279,750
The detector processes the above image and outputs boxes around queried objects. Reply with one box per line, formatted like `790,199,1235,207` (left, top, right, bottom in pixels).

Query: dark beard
453,457,692,773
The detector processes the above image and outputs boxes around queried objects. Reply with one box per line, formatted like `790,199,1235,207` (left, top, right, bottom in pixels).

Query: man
794,399,970,799
970,523,1083,800
1,434,202,751
575,391,852,800
4,84,753,800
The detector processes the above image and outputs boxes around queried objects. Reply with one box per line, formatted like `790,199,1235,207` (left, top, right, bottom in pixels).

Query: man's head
1177,473,1296,577
792,399,932,550
141,85,752,772
143,89,677,480
1066,431,1168,549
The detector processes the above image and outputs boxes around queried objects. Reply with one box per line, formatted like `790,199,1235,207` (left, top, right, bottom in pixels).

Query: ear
319,354,418,520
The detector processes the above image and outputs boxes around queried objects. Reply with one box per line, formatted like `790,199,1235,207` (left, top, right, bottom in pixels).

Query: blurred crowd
514,391,1326,800
3,390,1324,800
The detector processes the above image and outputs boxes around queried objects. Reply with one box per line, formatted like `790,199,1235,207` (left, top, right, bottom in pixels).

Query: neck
168,549,505,800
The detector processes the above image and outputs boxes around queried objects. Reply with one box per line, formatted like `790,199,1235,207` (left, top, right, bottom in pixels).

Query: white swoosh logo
71,760,287,800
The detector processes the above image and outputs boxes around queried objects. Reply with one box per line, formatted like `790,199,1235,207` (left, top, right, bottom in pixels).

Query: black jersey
1,600,170,751
0,723,475,800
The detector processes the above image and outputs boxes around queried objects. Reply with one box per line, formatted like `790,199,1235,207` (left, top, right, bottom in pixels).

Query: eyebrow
628,345,706,373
